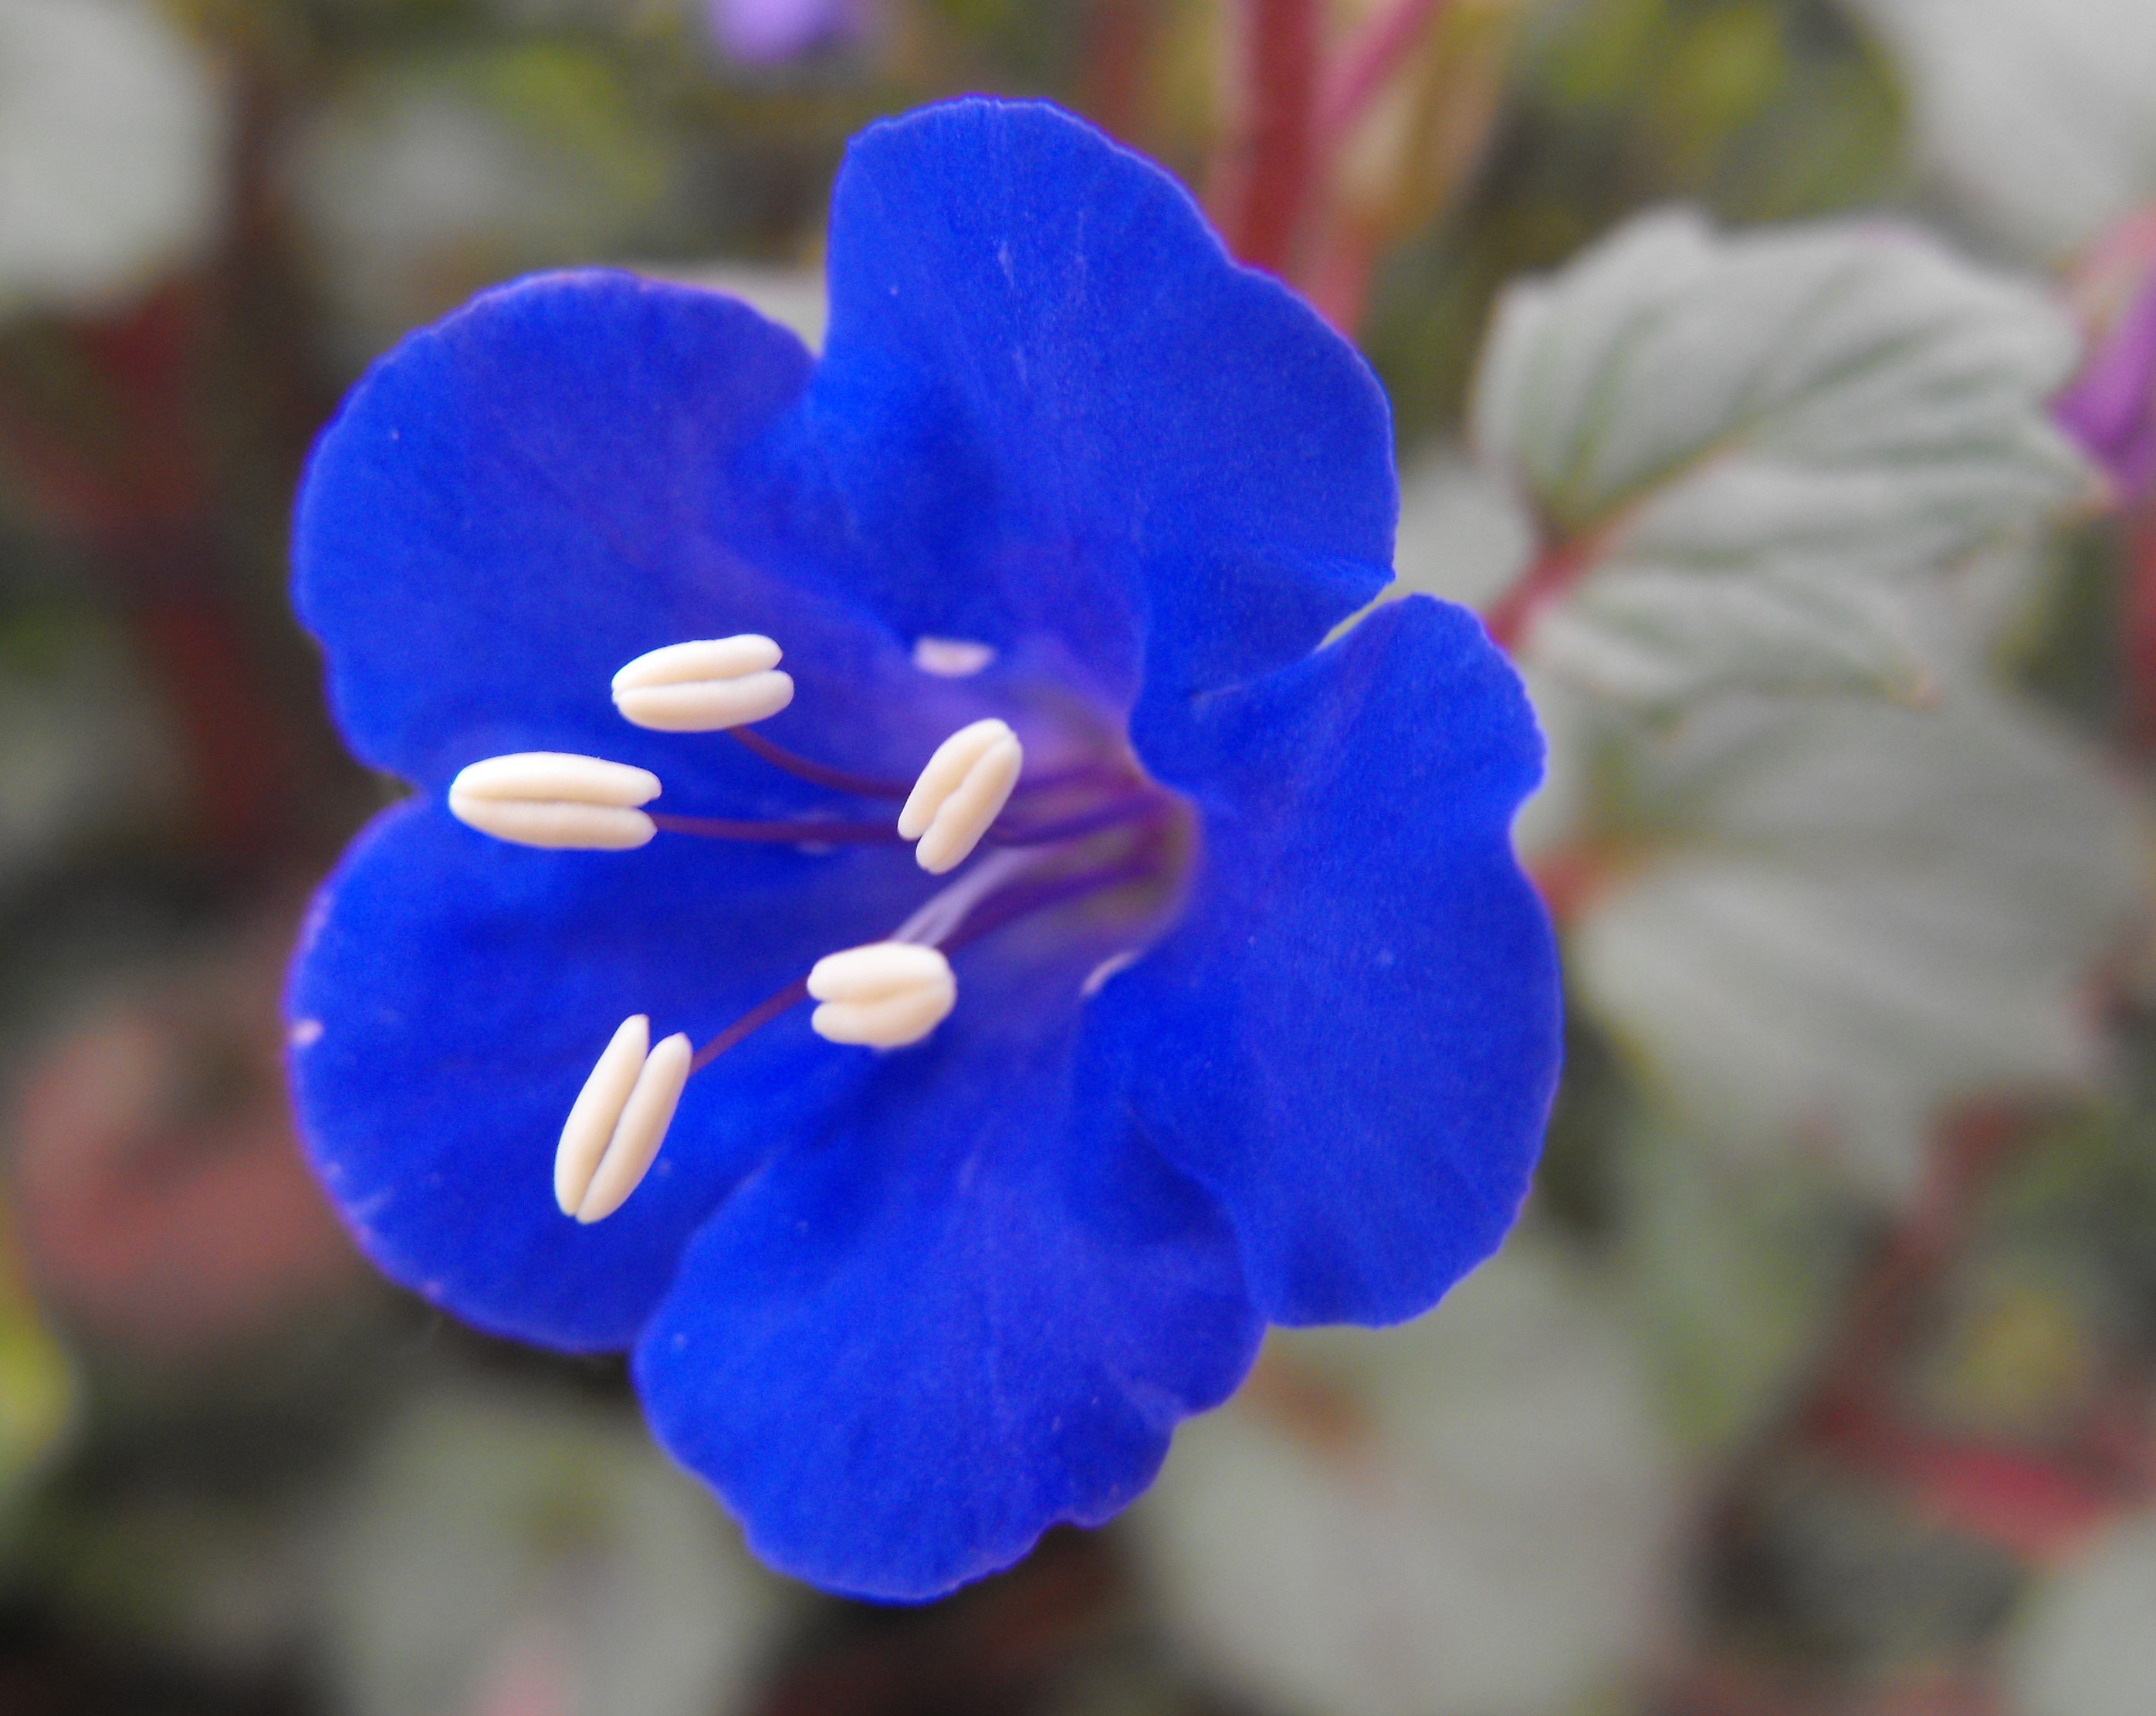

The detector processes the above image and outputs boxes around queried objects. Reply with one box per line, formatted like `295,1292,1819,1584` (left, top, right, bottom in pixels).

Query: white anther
555,1015,648,1214
806,943,956,1048
612,635,794,731
897,719,1024,875
448,753,660,849
554,1016,693,1224
912,637,997,678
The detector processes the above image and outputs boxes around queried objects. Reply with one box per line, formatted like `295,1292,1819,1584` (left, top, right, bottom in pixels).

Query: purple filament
648,812,902,844
729,726,914,800
682,849,1164,1072
989,794,1170,847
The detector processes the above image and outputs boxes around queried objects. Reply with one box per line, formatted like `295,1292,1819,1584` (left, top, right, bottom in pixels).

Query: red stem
2122,498,2156,750
1080,0,1154,140
1212,0,1322,272
1785,1107,2156,1565
1483,529,1603,652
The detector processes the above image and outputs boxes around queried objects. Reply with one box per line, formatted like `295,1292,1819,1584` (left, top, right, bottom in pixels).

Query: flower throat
444,633,1190,1226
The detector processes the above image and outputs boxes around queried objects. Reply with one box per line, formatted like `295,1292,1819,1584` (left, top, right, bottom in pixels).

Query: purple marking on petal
708,0,861,64
2057,266,2156,498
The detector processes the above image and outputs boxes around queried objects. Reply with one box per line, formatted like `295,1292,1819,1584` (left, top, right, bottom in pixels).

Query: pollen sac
911,636,997,678
554,1015,694,1224
447,753,661,849
612,635,795,732
807,943,957,1048
897,718,1024,874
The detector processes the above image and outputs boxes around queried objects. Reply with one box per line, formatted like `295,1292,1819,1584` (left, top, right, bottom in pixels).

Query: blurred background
3,0,2156,1711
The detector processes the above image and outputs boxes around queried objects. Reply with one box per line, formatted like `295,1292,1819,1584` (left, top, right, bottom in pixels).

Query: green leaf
0,1203,69,1504
1845,0,2156,259
1618,1111,1858,1451
292,42,679,356
1472,208,2091,705
1569,673,2146,1197
1131,1239,1677,1716
324,1384,797,1716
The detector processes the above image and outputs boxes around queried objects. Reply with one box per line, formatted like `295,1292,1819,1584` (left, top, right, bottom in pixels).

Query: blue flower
286,97,1561,1600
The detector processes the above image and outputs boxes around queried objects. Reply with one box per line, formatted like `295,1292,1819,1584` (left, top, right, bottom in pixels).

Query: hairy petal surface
634,939,1261,1600
791,98,1396,714
288,802,935,1350
1108,597,1561,1325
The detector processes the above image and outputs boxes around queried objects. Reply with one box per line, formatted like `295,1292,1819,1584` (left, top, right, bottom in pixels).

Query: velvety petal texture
293,269,990,802
788,100,1398,713
287,93,1559,1602
288,803,935,1350
635,933,1261,1599
1107,596,1560,1326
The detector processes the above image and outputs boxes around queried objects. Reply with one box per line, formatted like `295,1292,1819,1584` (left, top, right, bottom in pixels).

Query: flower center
448,635,1192,1224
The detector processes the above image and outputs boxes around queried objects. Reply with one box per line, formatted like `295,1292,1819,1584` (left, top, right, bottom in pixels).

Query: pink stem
1318,0,1453,143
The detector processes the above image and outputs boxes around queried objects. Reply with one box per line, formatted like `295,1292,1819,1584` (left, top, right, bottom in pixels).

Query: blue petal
286,800,936,1350
1102,596,1562,1326
787,97,1396,715
294,269,990,802
631,936,1262,1600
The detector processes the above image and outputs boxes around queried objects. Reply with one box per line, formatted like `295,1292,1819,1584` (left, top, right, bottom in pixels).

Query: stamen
613,635,794,732
554,1017,692,1224
691,977,809,1072
899,719,1024,874
940,851,1166,956
555,1014,648,1213
677,841,1163,1075
448,753,660,850
991,793,1168,848
912,637,997,678
806,943,956,1048
728,726,914,800
891,846,1045,948
648,813,902,844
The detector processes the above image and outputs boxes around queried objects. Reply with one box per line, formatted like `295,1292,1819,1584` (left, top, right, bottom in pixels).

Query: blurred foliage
1366,0,1908,439
1,0,2154,1713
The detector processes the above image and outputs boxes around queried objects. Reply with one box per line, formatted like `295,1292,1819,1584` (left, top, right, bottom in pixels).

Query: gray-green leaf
1132,1239,1677,1716
1569,678,2145,1198
1472,208,2091,705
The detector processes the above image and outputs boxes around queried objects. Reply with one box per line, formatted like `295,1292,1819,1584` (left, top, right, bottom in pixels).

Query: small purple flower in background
707,0,865,66
2056,256,2156,500
284,98,1561,1600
